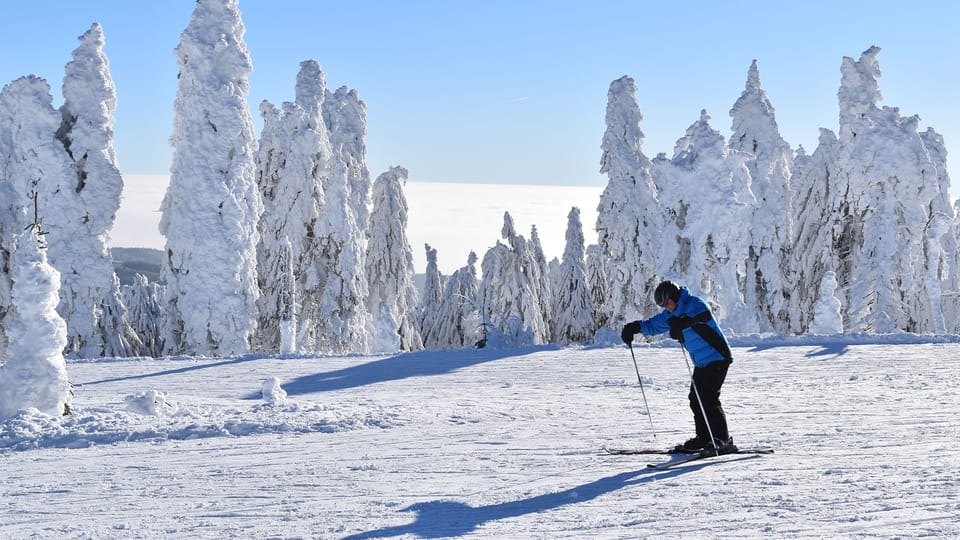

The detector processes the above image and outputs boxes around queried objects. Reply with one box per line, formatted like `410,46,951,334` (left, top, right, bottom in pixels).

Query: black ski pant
689,359,731,442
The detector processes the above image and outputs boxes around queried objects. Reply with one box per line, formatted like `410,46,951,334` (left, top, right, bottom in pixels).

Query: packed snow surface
2,337,959,538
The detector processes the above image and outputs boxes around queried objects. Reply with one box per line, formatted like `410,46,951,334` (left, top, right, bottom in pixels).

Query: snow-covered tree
0,181,17,361
728,60,795,333
653,110,757,332
596,76,662,327
528,224,553,341
122,274,165,357
311,85,374,354
418,244,444,347
57,23,140,357
552,207,595,344
426,252,481,349
477,212,548,347
788,130,842,333
833,46,945,333
917,127,957,334
948,199,960,333
366,166,422,352
160,0,262,356
585,244,612,330
0,228,71,420
808,271,843,335
253,61,331,353
0,77,92,356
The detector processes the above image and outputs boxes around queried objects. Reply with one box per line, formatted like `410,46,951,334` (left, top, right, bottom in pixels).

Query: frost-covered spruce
160,0,262,356
950,199,960,333
58,23,140,358
528,225,553,341
253,61,331,353
0,77,92,354
922,129,960,333
0,181,17,361
833,47,946,333
552,207,595,345
418,244,444,348
596,76,662,327
310,85,374,354
122,274,165,358
788,130,841,333
917,127,958,333
477,212,548,347
424,252,481,350
653,110,757,332
729,60,795,334
808,271,843,335
365,166,422,352
0,228,71,420
585,244,612,330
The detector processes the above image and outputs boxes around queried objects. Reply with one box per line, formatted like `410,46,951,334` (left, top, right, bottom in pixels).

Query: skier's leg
693,360,731,441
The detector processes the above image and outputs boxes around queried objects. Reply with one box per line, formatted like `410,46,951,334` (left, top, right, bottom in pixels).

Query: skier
620,280,737,456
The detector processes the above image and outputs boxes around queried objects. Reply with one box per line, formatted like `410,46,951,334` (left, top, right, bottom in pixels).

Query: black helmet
654,281,680,306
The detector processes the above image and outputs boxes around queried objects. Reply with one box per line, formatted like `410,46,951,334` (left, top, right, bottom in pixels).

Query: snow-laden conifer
528,225,553,341
788,131,842,333
366,166,422,352
596,76,661,326
122,274,164,358
808,271,843,335
834,47,945,332
160,0,262,356
418,244,444,347
0,181,17,361
427,252,481,349
253,61,331,353
311,86,374,353
653,110,757,332
477,213,548,346
950,200,960,333
58,23,140,357
0,228,71,420
729,60,795,333
585,244,612,330
0,77,92,355
917,127,958,333
552,207,595,344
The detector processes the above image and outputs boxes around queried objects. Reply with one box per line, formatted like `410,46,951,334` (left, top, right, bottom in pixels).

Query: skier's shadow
342,457,755,539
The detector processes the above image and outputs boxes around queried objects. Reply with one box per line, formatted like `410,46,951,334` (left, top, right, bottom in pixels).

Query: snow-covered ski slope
2,337,959,538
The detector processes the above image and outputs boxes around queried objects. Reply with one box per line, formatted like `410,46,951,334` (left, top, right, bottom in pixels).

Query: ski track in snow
2,340,959,538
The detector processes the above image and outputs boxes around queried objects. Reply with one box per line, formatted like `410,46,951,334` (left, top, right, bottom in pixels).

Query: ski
603,447,671,455
604,446,773,456
645,448,774,470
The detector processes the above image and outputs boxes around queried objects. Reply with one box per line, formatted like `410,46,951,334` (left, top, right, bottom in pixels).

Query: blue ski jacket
634,286,732,368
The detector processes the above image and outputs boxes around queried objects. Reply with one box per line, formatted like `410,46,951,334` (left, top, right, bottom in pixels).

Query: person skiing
620,280,737,456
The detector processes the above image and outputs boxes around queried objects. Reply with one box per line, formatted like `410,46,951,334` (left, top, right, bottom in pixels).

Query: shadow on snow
342,456,758,539
269,345,561,398
76,355,264,387
77,346,560,397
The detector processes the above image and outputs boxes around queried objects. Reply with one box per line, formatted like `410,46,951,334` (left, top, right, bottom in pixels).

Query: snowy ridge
0,398,402,452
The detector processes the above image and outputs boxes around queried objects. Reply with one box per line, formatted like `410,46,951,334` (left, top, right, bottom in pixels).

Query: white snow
2,337,959,537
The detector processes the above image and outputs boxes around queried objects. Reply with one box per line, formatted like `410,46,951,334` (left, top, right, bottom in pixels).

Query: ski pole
629,343,657,438
679,342,718,453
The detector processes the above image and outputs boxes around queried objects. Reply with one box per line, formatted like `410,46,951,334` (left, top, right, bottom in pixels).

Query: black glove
621,321,642,344
667,316,691,342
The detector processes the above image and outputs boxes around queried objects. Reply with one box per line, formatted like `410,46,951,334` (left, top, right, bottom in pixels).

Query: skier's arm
639,311,671,336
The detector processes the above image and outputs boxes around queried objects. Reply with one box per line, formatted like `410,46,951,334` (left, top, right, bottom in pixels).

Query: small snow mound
261,377,287,405
124,390,176,416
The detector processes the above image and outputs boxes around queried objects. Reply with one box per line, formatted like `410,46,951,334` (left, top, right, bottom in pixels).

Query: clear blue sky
2,1,958,199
